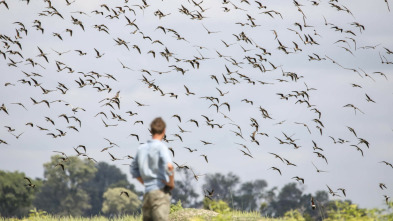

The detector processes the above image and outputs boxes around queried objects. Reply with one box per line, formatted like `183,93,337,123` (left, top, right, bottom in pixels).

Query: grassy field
0,209,294,221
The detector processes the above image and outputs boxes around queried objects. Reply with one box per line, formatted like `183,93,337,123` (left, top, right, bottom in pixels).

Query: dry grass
0,209,285,221
170,208,219,221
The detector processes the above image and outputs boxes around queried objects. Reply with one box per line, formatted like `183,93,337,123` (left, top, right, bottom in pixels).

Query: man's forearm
166,162,175,189
167,173,174,189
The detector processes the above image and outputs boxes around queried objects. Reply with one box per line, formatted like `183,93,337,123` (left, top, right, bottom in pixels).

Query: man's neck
152,134,163,141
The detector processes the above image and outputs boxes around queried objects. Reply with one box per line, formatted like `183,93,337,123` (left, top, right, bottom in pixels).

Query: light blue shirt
130,139,172,193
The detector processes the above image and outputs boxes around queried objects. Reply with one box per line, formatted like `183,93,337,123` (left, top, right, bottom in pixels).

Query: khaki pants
142,188,171,221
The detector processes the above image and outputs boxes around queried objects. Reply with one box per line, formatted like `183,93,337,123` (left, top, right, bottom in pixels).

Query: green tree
202,172,240,207
263,183,330,219
0,170,41,217
265,183,303,217
101,187,141,215
82,162,139,215
322,200,393,221
382,201,393,220
34,155,97,216
260,186,278,215
171,169,200,208
305,190,330,220
233,179,267,211
325,200,374,221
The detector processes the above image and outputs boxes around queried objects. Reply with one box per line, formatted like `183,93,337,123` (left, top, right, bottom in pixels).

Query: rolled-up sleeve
130,153,141,178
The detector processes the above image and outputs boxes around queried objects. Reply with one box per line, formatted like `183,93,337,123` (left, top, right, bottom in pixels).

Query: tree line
172,169,330,220
1,155,392,220
0,155,141,218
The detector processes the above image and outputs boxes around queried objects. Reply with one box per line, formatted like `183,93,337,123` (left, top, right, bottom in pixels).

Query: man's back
131,139,172,193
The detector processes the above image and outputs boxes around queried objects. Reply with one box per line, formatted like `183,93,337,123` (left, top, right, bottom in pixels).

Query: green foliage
283,210,305,221
3,168,393,220
324,200,393,221
82,162,137,216
0,170,40,217
263,183,330,220
202,172,239,206
28,208,48,219
385,201,393,220
101,187,141,215
2,158,139,217
171,169,200,208
203,198,231,214
34,155,97,216
325,200,368,220
170,200,183,214
0,206,390,221
233,179,267,211
269,183,303,217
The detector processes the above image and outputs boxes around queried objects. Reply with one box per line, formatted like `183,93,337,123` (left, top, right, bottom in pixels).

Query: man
131,117,175,221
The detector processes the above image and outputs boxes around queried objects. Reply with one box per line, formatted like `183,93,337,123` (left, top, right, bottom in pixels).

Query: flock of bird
0,0,392,211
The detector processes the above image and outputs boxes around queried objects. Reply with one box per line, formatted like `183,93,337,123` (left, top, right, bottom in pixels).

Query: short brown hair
150,117,166,135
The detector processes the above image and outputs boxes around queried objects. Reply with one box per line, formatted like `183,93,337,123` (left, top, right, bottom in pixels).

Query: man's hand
136,177,144,185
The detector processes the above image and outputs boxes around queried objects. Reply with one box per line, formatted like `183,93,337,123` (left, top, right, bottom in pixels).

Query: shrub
203,198,231,214
170,200,183,214
101,187,141,216
283,209,305,221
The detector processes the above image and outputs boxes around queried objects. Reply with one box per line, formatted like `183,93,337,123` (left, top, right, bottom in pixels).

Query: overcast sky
0,0,392,210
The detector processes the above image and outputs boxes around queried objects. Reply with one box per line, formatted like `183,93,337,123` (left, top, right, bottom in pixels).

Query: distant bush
170,200,184,214
101,187,141,216
28,208,48,220
283,209,305,221
325,200,393,221
203,198,231,213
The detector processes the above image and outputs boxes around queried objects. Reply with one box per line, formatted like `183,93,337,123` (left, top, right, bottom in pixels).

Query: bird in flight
269,167,282,175
24,177,36,188
201,154,208,163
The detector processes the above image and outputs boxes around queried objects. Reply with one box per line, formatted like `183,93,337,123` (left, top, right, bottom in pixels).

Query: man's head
150,117,166,136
